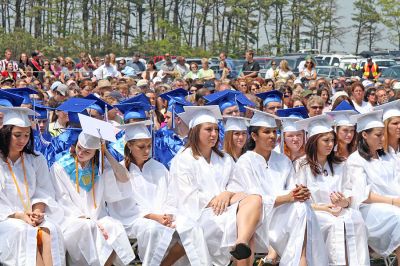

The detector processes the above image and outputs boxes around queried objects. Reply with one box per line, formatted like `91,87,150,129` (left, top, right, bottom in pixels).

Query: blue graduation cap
33,102,54,120
167,97,193,114
256,90,283,107
0,89,24,107
333,100,359,113
204,90,254,113
57,98,97,124
120,93,151,105
159,88,190,101
114,101,152,121
85,94,113,116
276,106,309,119
4,87,38,105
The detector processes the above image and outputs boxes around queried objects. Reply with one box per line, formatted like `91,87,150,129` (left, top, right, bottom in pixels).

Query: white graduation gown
108,159,181,266
229,151,329,266
169,147,240,266
347,151,400,257
0,153,65,266
51,157,135,266
296,159,369,266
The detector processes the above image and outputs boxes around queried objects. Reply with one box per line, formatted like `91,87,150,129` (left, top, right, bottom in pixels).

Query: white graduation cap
281,117,301,132
296,114,333,138
351,110,384,132
326,110,358,127
373,99,400,121
78,132,101,150
223,115,249,132
0,106,37,127
246,107,279,128
78,113,117,143
118,120,152,141
179,105,222,129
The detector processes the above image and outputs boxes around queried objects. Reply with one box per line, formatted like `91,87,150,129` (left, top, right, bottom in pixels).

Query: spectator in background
50,58,62,79
277,60,295,82
60,57,77,82
118,58,136,78
28,50,43,79
265,60,278,80
159,53,176,83
18,53,28,76
363,57,380,80
141,60,158,81
175,56,190,78
219,52,235,75
198,58,215,80
364,87,377,110
300,58,317,82
218,60,230,80
350,82,370,113
128,52,146,75
375,86,388,105
184,62,200,80
93,55,120,80
241,49,260,78
306,96,324,117
78,57,94,81
345,60,361,78
0,48,19,72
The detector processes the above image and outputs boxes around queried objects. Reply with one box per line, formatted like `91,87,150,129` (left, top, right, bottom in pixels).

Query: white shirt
93,64,120,80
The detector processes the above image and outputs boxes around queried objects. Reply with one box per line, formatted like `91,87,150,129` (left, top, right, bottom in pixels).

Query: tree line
0,0,399,58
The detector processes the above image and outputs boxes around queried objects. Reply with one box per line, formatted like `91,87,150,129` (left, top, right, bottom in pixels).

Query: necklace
6,154,31,212
74,156,97,209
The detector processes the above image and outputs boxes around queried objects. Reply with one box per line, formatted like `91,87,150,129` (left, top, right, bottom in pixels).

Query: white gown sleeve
346,155,370,208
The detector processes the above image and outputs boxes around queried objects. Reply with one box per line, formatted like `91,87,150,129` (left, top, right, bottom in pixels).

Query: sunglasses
310,106,323,110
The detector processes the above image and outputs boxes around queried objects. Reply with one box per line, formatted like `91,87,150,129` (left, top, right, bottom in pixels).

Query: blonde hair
223,131,246,160
383,117,400,152
279,60,291,72
201,58,209,65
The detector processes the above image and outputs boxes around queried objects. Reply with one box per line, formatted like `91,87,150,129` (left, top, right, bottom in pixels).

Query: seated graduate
326,101,358,159
108,120,190,265
347,110,400,261
111,93,152,161
0,105,65,266
296,114,369,266
32,102,53,155
229,108,328,266
204,89,255,146
170,105,263,266
276,106,308,161
154,88,192,169
222,116,249,161
50,115,135,266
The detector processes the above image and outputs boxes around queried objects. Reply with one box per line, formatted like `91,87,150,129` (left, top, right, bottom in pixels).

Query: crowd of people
0,47,400,266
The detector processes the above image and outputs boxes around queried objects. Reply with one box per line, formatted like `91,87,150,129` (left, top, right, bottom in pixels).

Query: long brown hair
383,117,400,152
124,140,137,171
184,123,224,159
335,126,357,157
302,132,344,177
223,130,246,161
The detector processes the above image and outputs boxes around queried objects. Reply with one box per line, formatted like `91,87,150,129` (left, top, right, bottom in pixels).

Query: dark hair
303,132,344,177
364,88,376,102
246,126,259,150
0,125,38,160
331,96,355,111
184,123,224,159
357,129,385,161
351,81,365,92
124,141,137,171
317,86,330,104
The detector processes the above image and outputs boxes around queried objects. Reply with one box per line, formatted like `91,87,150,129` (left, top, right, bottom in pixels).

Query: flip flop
230,243,252,260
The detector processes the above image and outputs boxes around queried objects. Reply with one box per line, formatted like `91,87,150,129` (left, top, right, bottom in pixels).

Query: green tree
378,0,400,49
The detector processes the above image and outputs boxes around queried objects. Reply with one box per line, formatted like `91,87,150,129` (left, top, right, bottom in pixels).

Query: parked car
315,66,345,78
379,65,400,81
359,58,397,71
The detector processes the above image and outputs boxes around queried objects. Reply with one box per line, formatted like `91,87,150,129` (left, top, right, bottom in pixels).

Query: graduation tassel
171,102,176,129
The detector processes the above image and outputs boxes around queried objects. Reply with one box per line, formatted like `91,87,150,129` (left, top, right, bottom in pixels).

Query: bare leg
232,194,262,244
104,251,116,266
264,246,278,264
236,237,255,266
395,247,400,262
36,249,45,266
299,227,307,266
161,243,186,266
39,228,53,266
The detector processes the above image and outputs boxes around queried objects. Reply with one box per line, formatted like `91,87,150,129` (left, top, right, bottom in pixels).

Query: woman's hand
330,191,350,208
293,184,311,202
97,223,109,240
29,210,45,226
326,204,342,217
208,191,233,215
147,214,175,228
13,212,35,226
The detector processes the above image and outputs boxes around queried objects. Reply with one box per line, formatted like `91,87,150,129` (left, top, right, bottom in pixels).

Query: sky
332,0,397,53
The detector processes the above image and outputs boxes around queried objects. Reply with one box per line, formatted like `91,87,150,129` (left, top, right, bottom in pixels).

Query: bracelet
345,199,350,208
